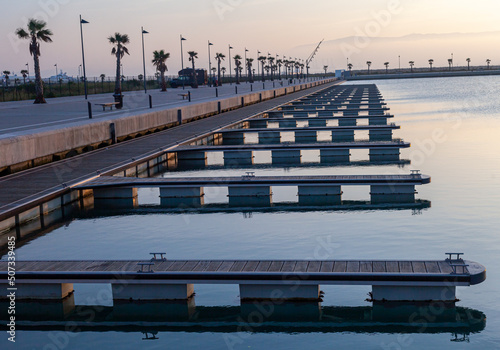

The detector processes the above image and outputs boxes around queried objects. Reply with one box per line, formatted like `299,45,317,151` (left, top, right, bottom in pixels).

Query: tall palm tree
221,67,226,81
466,58,471,71
294,61,300,79
323,65,328,76
258,56,267,82
246,58,254,83
366,61,371,74
486,59,491,70
384,62,389,74
233,55,242,84
409,61,415,73
215,52,225,86
2,71,10,87
108,32,130,95
152,50,170,91
268,56,275,81
428,59,434,71
15,18,53,104
20,69,28,84
277,59,283,79
188,51,198,88
447,59,452,71
347,63,353,72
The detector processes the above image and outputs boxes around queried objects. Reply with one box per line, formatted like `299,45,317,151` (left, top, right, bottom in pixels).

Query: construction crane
306,39,324,78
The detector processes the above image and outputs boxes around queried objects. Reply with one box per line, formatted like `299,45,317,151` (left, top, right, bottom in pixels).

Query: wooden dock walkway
218,124,400,133
177,141,410,152
0,257,486,302
77,174,431,189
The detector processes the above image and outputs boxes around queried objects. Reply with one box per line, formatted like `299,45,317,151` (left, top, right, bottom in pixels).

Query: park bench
95,102,120,111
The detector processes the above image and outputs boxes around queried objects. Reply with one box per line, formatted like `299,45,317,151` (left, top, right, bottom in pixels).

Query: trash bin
113,93,123,109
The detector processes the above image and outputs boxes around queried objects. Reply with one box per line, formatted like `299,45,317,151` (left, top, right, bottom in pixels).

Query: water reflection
0,300,485,337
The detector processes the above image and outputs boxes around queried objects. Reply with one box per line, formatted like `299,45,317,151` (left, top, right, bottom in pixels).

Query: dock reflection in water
0,299,485,338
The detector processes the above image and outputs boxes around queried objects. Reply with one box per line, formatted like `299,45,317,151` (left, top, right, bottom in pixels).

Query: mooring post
87,101,92,119
188,91,191,102
217,101,221,114
149,94,152,108
177,109,182,125
216,87,218,97
235,86,238,94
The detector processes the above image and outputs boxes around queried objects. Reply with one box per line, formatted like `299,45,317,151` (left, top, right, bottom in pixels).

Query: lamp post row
79,17,303,97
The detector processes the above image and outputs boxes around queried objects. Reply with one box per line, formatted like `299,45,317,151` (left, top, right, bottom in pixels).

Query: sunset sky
3,0,500,77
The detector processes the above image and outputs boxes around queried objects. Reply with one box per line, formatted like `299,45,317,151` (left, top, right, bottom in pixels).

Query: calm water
2,76,500,349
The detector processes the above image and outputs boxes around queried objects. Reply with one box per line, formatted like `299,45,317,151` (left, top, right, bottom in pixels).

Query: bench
179,93,189,100
95,102,120,111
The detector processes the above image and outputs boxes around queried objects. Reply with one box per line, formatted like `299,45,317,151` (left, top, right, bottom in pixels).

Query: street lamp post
54,63,58,77
257,50,261,77
228,44,233,84
79,15,89,99
141,26,149,93
180,35,186,70
208,41,213,86
26,63,29,81
245,48,248,81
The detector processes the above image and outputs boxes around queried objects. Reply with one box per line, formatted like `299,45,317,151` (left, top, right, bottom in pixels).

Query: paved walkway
0,81,337,221
0,78,319,136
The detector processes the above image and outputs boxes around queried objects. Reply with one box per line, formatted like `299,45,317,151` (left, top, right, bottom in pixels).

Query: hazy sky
3,0,500,77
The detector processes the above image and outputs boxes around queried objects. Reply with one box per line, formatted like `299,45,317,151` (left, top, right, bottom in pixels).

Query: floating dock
0,254,485,302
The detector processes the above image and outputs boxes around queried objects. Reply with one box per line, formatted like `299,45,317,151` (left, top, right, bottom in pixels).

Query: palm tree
15,18,53,104
233,54,242,84
2,71,10,87
21,69,28,84
384,62,389,74
258,56,267,82
366,61,371,74
152,50,170,91
409,61,414,73
187,51,198,88
294,61,300,79
268,56,275,81
246,58,254,83
221,67,226,81
347,63,353,72
277,59,283,79
448,59,452,71
108,32,130,95
486,59,491,70
428,59,434,71
215,52,225,86
323,65,328,76
466,58,471,71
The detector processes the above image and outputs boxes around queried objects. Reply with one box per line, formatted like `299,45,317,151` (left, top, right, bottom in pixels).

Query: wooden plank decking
76,174,431,189
0,259,486,286
176,141,410,152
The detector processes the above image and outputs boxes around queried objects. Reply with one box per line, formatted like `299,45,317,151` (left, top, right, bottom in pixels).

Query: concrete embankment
347,69,500,81
0,79,335,175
